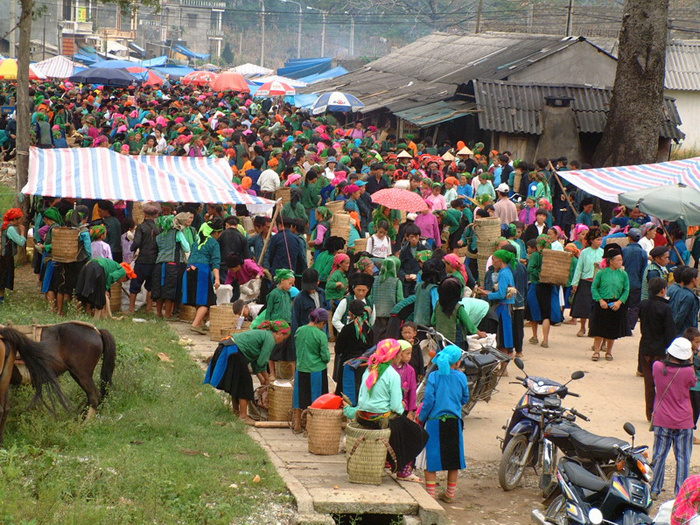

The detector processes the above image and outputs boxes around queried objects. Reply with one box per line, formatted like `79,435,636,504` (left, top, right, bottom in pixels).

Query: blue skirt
293,369,328,410
41,259,57,294
496,303,514,350
525,283,563,324
425,416,466,472
182,263,216,307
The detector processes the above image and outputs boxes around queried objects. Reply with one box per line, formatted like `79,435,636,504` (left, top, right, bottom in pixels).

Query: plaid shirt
672,474,700,525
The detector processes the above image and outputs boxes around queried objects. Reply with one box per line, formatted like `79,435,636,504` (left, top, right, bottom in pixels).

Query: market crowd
0,80,699,502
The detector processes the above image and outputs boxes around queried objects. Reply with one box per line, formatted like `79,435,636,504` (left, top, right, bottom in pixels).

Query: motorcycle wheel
544,495,568,525
498,434,529,490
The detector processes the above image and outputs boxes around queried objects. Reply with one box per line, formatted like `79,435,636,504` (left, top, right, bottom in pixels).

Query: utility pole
475,0,484,33
307,6,326,58
565,0,574,36
259,0,265,67
42,13,46,60
281,0,302,59
10,0,17,56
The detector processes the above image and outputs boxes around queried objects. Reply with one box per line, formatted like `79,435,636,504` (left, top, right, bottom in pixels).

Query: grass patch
0,267,292,524
0,180,16,213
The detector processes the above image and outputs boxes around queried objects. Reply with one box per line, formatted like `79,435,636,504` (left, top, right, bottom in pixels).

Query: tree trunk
592,0,669,169
15,0,33,219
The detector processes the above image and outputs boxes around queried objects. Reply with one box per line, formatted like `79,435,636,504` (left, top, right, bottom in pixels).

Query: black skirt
293,370,329,410
589,301,630,340
151,262,183,301
207,345,254,400
56,260,87,294
75,260,107,309
357,414,429,472
0,254,15,290
570,279,594,319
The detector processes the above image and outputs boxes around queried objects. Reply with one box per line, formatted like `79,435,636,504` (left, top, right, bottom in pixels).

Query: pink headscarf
332,253,349,273
285,174,302,186
365,339,402,393
571,223,589,241
444,253,468,285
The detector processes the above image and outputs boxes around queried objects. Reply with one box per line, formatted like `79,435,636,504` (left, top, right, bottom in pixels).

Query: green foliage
221,43,235,65
0,271,291,524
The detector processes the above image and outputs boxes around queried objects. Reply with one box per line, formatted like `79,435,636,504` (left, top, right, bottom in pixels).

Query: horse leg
68,369,101,415
0,345,13,446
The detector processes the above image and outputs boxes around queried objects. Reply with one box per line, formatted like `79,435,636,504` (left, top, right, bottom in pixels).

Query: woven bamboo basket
209,304,237,341
242,216,255,236
132,202,145,225
331,212,353,238
606,237,629,249
473,217,502,244
268,382,294,422
231,317,251,336
477,253,491,285
345,422,394,485
51,227,80,263
275,361,295,380
276,186,291,205
179,305,198,322
110,283,122,312
307,408,344,455
327,200,345,214
540,249,573,286
353,237,368,253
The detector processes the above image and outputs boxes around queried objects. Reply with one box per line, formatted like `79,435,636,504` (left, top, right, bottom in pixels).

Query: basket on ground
540,249,573,286
110,282,122,312
179,305,198,322
307,408,344,455
345,422,394,485
51,227,80,263
275,361,295,380
268,382,294,422
209,304,237,341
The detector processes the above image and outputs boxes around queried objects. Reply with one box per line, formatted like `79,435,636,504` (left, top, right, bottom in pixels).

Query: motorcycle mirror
570,371,584,380
588,508,604,525
514,357,525,371
623,422,636,437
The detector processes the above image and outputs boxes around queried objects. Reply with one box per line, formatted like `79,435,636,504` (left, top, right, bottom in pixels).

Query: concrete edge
399,479,450,525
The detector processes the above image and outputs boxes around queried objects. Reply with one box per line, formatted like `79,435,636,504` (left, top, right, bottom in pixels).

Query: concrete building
666,40,700,154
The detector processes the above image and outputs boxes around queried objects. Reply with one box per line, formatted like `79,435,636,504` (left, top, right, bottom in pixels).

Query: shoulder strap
652,367,681,419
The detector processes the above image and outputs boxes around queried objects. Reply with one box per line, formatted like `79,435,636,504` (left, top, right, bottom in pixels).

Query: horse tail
0,327,70,413
98,329,117,399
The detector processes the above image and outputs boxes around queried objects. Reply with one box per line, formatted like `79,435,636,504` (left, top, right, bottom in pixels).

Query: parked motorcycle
498,357,586,491
415,325,510,418
532,423,655,525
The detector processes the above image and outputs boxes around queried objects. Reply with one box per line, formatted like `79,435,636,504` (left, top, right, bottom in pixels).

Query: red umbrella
181,70,219,86
126,66,164,87
256,79,295,97
371,188,428,212
210,71,250,93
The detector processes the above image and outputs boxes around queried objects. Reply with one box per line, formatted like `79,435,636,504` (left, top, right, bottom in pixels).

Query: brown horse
0,326,69,445
32,322,117,416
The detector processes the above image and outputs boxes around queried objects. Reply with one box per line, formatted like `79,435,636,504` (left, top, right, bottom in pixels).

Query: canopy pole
258,198,282,266
659,221,685,266
548,161,579,219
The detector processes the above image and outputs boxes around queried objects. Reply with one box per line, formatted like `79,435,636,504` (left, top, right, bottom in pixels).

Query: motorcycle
498,357,587,492
532,423,655,525
415,325,510,419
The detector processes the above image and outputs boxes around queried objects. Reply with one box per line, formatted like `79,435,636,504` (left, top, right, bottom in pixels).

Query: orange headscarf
2,208,23,230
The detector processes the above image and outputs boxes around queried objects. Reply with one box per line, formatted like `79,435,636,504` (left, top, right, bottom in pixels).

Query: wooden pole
257,198,282,266
548,161,579,219
659,221,685,267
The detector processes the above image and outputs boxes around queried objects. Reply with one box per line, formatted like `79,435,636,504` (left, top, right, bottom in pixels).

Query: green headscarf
355,257,374,273
43,207,64,226
379,256,400,282
274,268,295,283
197,220,223,248
416,250,433,263
372,206,397,240
536,234,551,250
157,214,174,233
316,206,332,222
493,249,516,269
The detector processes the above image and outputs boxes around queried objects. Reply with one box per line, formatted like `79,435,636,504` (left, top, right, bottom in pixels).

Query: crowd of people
1,79,700,504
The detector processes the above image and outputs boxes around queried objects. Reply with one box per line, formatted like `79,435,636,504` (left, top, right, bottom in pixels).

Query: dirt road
440,322,700,524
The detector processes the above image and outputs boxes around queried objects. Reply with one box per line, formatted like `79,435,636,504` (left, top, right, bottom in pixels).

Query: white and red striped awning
33,55,80,79
559,157,700,203
24,147,275,212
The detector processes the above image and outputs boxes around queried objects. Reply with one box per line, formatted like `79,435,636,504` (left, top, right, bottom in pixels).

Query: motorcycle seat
561,460,608,493
565,425,628,462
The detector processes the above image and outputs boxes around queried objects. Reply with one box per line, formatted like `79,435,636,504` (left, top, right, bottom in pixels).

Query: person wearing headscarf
443,253,475,295
204,320,292,425
0,208,26,303
370,205,398,241
572,223,590,250
332,272,375,334
414,256,442,327
355,256,375,276
281,187,308,227
372,256,404,343
398,223,430,296
419,344,470,501
97,200,122,263
267,268,297,378
334,296,375,395
524,235,563,348
89,224,112,259
570,227,604,337
292,308,331,433
477,249,517,357
432,277,482,347
55,205,92,316
152,214,191,319
590,243,631,361
75,257,136,319
183,218,224,334
325,253,350,308
36,206,65,309
343,339,429,479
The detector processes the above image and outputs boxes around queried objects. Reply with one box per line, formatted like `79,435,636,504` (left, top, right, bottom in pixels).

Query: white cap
407,212,418,221
497,183,510,193
667,337,693,361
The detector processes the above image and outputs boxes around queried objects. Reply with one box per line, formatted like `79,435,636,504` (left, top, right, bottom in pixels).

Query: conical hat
457,146,473,156
441,151,455,161
397,150,413,159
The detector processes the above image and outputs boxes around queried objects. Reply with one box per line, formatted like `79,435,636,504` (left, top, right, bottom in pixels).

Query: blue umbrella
311,91,364,115
68,67,138,87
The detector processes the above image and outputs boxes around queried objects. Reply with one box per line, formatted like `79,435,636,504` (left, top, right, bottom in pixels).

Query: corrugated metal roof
394,100,476,128
472,79,684,141
666,40,700,91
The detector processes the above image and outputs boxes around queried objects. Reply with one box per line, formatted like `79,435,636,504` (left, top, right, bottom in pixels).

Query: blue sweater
420,369,470,420
670,285,699,336
487,266,515,305
622,242,648,290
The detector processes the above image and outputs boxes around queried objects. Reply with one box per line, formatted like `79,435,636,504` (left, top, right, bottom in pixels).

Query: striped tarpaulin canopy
33,55,81,79
559,157,700,203
24,148,275,212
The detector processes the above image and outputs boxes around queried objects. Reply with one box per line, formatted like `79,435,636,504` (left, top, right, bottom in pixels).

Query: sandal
591,353,600,362
540,342,549,349
397,473,424,483
605,353,614,361
576,330,586,337
439,493,455,504
529,337,539,344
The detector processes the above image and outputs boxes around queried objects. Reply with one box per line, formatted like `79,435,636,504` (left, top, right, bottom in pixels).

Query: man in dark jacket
622,228,648,330
670,267,700,337
268,218,306,276
218,216,252,277
128,205,160,313
639,277,678,421
398,224,430,296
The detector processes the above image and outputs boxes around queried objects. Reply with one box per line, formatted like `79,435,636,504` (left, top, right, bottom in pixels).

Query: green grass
0,181,16,213
0,268,292,524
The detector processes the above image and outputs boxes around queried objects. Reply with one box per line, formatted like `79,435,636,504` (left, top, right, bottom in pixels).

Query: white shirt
639,236,655,256
258,169,281,193
367,234,392,259
331,297,376,333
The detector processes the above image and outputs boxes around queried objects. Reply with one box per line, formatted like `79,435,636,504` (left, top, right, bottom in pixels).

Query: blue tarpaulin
298,66,348,85
278,57,332,79
172,44,210,61
89,59,139,69
152,65,195,80
141,55,169,68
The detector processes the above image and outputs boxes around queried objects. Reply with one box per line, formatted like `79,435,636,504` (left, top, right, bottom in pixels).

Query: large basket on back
473,217,501,283
268,382,294,422
306,408,344,455
353,238,368,253
209,304,237,341
326,200,345,214
606,237,629,249
51,227,80,263
331,212,353,239
540,249,573,286
276,186,291,205
345,422,395,485
132,202,145,225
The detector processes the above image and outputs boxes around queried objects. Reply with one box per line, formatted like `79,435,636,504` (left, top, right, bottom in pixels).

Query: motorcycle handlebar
569,408,590,422
515,377,526,382
567,392,580,398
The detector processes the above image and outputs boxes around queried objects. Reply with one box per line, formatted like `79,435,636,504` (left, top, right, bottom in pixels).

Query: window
187,13,198,29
